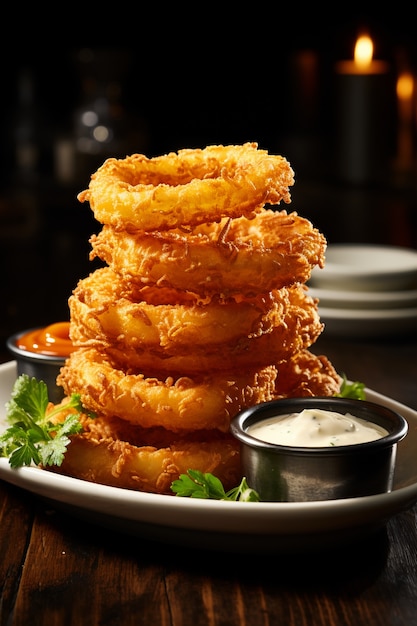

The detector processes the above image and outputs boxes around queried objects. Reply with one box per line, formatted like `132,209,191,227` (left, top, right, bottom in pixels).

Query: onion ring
90,209,326,297
78,143,295,231
68,267,290,354
56,348,278,432
68,267,322,368
69,272,323,374
47,414,241,495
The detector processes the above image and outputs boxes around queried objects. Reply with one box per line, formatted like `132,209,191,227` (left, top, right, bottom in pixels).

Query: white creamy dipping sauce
247,408,389,447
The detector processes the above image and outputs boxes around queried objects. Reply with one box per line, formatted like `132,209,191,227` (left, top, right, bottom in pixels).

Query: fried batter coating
274,350,342,398
57,348,278,433
78,143,294,231
89,209,326,297
69,267,291,354
48,414,241,494
68,268,323,373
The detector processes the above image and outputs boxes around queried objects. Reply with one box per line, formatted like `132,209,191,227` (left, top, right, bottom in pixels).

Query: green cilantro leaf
0,374,89,468
336,373,366,400
171,469,260,501
5,374,49,425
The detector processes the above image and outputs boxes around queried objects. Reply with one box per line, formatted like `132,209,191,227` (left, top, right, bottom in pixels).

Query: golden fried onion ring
78,143,295,231
68,267,322,367
90,210,326,297
48,413,241,495
68,267,291,354
56,348,278,433
69,272,323,375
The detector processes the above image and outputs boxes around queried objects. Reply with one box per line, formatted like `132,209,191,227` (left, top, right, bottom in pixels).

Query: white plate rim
308,286,417,308
317,306,417,338
318,306,417,321
321,244,417,276
1,360,417,552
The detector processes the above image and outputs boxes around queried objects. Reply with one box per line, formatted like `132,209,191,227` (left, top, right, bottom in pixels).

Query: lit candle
335,34,391,184
337,35,388,75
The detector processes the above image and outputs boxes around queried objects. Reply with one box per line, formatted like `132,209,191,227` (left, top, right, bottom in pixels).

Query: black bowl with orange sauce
7,322,74,404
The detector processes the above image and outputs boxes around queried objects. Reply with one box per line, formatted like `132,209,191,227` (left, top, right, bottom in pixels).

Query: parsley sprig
336,374,366,400
0,374,86,468
171,469,260,502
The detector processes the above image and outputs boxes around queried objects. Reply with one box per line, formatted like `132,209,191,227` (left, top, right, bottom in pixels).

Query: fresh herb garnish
0,374,86,468
336,374,366,400
171,469,260,501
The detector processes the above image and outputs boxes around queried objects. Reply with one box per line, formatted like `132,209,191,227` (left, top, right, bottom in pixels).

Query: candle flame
354,35,373,69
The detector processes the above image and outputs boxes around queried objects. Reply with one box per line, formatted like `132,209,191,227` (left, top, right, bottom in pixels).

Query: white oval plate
309,244,417,292
1,361,417,554
318,306,417,338
309,286,417,310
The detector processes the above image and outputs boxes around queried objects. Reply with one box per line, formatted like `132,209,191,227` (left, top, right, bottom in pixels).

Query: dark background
1,12,416,353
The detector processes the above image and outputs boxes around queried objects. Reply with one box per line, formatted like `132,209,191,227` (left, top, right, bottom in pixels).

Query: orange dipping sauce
16,322,74,358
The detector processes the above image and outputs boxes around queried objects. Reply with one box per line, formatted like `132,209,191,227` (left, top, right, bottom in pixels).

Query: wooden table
0,332,416,626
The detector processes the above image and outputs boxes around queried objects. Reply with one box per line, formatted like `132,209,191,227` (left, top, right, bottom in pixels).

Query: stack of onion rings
52,143,341,495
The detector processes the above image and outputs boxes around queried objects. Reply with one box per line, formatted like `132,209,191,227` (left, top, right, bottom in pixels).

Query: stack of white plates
308,244,417,338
